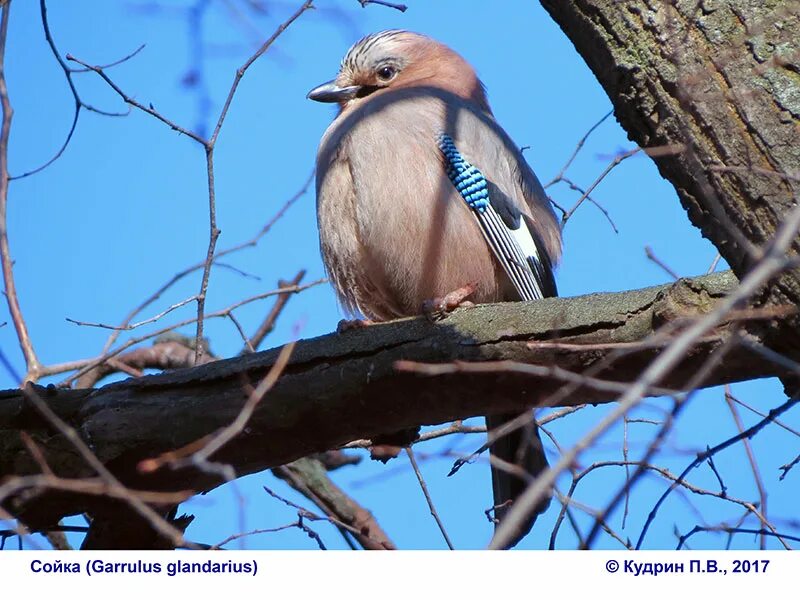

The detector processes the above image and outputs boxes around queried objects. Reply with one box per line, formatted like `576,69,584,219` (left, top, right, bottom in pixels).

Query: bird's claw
422,283,477,321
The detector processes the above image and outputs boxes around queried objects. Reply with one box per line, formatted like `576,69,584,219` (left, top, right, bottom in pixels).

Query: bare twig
545,109,613,188
0,1,42,382
581,331,771,549
707,253,723,274
209,1,314,148
724,385,769,549
490,200,800,549
193,0,314,362
396,360,678,397
553,176,619,233
100,169,313,355
549,459,783,549
65,53,205,141
211,523,304,549
67,295,199,331
60,279,324,387
247,270,305,352
560,147,641,226
709,164,800,183
645,245,680,280
140,341,296,478
726,391,800,439
0,474,192,506
66,0,315,365
271,457,396,550
553,490,631,549
637,394,798,549
676,526,800,549
405,447,454,550
705,450,727,495
357,0,408,11
780,454,800,481
261,485,389,550
11,1,134,180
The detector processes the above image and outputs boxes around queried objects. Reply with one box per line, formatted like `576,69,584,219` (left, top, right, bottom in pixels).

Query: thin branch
560,147,640,226
59,279,324,387
357,0,408,11
208,0,315,147
708,163,800,183
67,295,199,331
195,0,315,361
645,245,680,280
141,341,296,478
705,450,727,495
549,460,782,549
544,109,613,187
553,490,631,549
582,331,781,549
707,253,723,274
69,0,313,366
227,312,254,352
396,359,679,398
676,526,800,549
554,176,619,233
247,269,305,352
211,522,304,549
724,386,769,549
64,54,206,144
622,417,631,528
637,394,798,549
490,200,800,549
100,169,313,355
725,389,800,439
0,474,192,506
261,485,388,550
69,43,145,73
405,447,454,550
780,454,800,481
271,457,396,550
11,1,133,180
194,145,221,362
0,1,41,381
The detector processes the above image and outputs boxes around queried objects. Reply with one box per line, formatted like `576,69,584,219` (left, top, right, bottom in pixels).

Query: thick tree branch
0,270,794,528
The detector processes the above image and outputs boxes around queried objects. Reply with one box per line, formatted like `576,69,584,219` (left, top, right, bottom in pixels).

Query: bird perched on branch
308,30,562,547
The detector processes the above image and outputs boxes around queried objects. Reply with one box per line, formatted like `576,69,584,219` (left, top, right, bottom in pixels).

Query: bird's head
307,30,489,111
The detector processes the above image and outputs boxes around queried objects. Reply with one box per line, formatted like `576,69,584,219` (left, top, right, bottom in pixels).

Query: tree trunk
540,0,800,366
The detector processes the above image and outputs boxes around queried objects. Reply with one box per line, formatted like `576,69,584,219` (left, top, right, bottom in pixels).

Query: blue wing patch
437,133,552,301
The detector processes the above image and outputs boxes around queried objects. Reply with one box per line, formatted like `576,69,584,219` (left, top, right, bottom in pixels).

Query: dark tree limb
272,457,395,550
0,270,794,528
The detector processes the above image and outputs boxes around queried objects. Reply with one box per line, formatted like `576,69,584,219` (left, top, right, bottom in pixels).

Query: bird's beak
307,80,362,103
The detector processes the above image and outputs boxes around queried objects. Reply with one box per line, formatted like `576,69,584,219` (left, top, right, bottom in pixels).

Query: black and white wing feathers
438,133,555,301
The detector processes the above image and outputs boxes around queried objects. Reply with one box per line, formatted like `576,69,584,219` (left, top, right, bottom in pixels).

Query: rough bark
0,271,792,527
540,0,800,358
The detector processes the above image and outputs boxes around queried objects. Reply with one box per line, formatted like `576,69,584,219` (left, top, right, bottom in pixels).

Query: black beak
307,80,362,103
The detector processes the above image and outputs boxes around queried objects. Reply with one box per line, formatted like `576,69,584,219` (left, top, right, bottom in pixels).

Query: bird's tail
486,411,550,548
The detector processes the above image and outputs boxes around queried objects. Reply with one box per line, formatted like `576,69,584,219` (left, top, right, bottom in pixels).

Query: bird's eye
377,65,397,81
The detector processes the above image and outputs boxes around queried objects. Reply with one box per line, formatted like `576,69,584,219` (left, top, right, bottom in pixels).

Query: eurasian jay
308,30,562,547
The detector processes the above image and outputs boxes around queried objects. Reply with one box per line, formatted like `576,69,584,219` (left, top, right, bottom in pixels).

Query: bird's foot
336,318,374,333
422,283,477,321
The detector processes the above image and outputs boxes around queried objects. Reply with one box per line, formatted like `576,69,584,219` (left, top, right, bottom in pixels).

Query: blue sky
2,0,797,550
